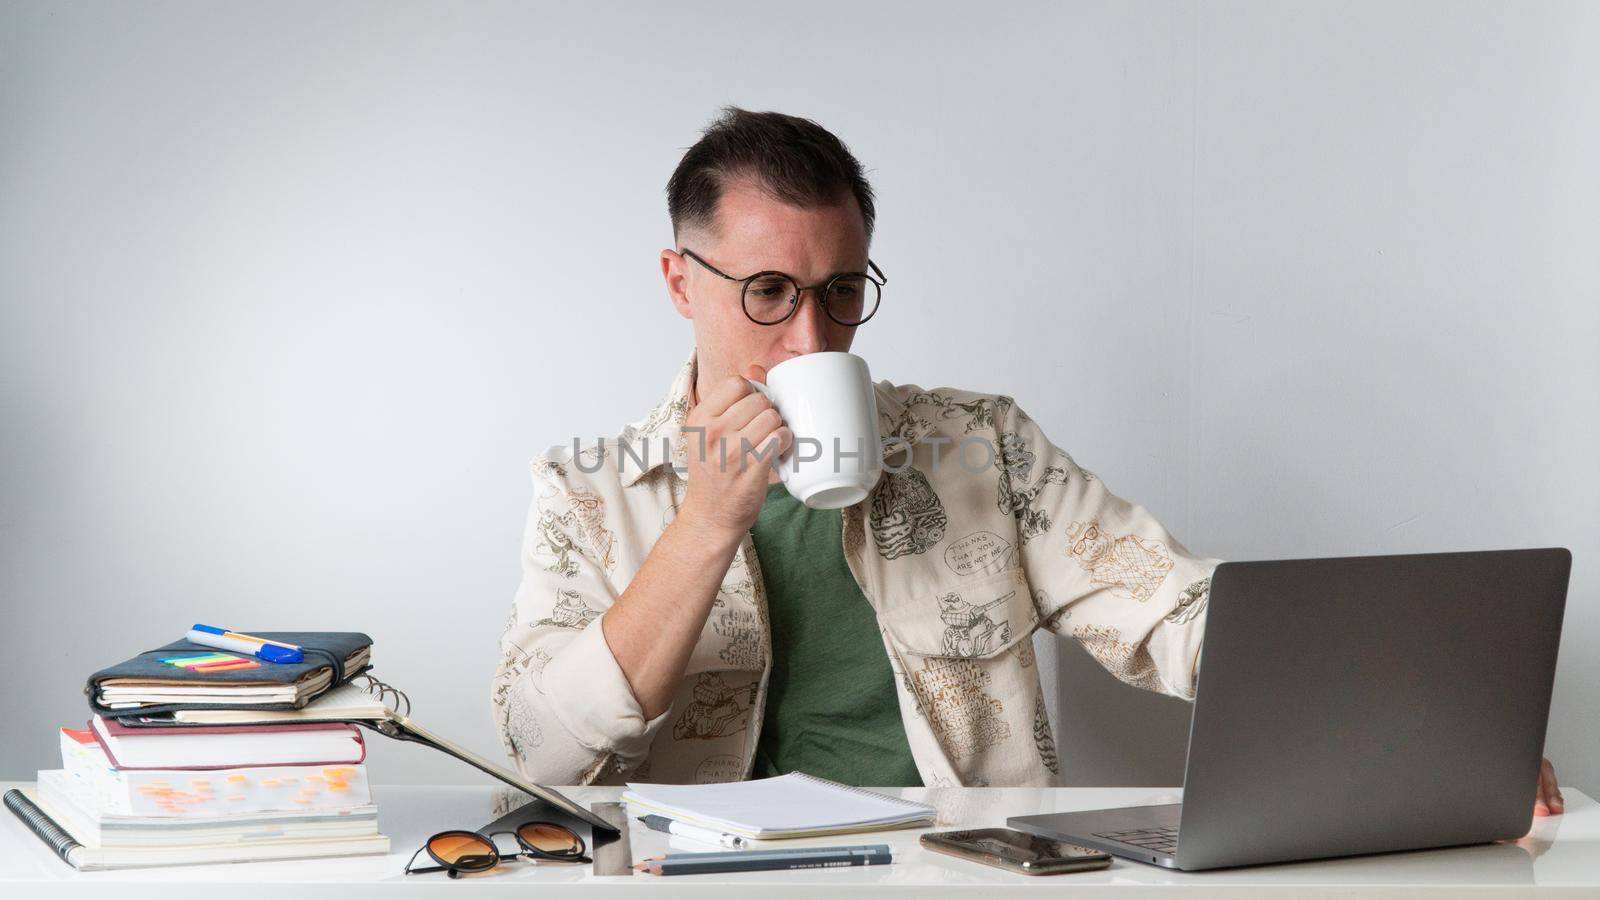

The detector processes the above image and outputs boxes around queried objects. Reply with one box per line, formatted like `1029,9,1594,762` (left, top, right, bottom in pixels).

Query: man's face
661,178,870,398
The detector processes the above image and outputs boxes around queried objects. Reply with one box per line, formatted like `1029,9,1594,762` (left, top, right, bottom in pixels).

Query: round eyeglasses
679,247,885,327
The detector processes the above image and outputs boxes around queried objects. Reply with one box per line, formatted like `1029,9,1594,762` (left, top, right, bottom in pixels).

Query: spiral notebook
621,772,936,840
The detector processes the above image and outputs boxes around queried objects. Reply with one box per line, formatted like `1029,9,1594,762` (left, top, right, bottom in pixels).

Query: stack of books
11,627,611,870
5,631,393,870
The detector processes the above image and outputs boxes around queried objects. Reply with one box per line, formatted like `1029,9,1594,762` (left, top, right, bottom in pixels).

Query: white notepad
621,772,936,840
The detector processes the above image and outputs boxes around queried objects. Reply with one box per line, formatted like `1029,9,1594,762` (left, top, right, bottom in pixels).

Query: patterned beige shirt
492,348,1222,787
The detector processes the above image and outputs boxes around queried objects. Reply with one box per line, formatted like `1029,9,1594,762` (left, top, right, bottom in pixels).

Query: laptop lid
1173,547,1569,870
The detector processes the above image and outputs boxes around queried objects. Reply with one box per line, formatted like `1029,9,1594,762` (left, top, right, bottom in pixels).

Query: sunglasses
403,821,591,878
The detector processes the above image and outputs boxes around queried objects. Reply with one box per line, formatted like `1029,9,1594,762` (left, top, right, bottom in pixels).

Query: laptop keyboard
1093,825,1179,855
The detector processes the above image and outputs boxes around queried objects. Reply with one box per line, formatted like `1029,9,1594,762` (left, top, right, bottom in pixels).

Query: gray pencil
659,842,891,861
637,845,892,875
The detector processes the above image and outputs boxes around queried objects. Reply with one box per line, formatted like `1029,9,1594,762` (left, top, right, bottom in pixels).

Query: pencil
633,845,892,875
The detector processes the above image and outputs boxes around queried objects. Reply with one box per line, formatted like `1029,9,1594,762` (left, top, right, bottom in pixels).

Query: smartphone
920,828,1112,875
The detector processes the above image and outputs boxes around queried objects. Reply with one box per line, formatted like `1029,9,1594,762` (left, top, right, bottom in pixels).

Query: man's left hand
1534,757,1565,817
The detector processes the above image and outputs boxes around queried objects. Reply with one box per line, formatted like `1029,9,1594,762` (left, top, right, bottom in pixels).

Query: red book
88,716,366,770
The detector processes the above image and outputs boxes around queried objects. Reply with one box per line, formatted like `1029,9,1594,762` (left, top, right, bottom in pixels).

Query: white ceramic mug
746,351,883,509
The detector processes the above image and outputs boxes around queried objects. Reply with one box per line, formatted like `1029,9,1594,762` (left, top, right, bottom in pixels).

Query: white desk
1,782,1595,897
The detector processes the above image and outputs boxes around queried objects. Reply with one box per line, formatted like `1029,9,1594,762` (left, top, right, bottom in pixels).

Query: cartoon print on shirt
531,457,568,480
530,647,553,673
1032,587,1072,632
912,656,1012,760
1001,464,1071,544
532,506,584,578
938,591,1016,657
694,754,744,784
870,466,948,559
500,682,544,757
491,641,552,762
879,404,936,448
1167,576,1210,624
843,502,868,558
577,440,610,467
712,608,762,670
534,588,601,629
704,578,735,609
1032,692,1060,775
711,543,760,611
672,672,756,741
1072,623,1165,693
565,486,617,574
1013,636,1036,669
996,431,1072,545
904,390,1015,434
639,394,690,437
1064,520,1175,602
944,530,1016,577
997,431,1035,483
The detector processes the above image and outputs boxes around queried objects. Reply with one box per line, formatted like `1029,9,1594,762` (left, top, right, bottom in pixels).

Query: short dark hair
666,106,876,245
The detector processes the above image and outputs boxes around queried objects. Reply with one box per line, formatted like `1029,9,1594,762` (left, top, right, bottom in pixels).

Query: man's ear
661,249,694,320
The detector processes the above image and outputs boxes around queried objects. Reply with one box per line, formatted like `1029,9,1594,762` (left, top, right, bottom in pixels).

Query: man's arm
491,367,789,784
492,466,660,786
998,398,1223,700
602,366,790,719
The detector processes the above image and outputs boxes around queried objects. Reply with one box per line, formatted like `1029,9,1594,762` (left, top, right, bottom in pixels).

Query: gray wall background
3,1,1595,796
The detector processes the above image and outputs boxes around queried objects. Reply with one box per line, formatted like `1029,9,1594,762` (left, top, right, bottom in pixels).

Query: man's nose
784,287,830,353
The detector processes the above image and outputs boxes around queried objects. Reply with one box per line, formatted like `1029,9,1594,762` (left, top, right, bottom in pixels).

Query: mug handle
746,379,789,481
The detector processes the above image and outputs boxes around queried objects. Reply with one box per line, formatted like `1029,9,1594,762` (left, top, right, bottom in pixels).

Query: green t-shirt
748,480,923,787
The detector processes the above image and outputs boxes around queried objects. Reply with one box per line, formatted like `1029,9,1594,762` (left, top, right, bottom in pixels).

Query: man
491,107,1564,812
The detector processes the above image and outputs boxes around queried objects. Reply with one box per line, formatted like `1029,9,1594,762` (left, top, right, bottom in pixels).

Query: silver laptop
1009,547,1571,871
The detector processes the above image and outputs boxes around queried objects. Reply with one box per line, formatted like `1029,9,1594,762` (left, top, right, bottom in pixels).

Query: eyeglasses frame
677,246,886,327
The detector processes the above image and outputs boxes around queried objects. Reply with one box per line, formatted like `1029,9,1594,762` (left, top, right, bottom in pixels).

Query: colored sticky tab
160,652,262,671
194,659,261,672
160,653,231,667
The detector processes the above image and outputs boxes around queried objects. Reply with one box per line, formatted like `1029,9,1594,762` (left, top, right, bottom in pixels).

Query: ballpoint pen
637,814,748,849
187,625,305,664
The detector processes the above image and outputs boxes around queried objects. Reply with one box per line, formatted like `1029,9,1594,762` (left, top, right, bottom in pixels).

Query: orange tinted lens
518,822,581,854
428,832,496,868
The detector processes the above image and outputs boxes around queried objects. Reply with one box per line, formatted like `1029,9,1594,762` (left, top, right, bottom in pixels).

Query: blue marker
188,624,305,664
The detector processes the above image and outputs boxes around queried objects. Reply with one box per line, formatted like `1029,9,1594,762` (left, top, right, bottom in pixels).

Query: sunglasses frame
403,820,591,878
